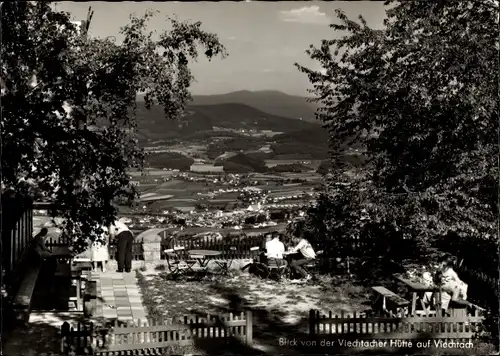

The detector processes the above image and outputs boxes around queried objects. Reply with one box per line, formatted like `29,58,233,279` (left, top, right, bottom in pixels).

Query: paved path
93,270,148,323
2,270,149,356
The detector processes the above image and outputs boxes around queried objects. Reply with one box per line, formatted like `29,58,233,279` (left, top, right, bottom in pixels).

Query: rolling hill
190,90,320,123
137,90,320,123
135,101,321,144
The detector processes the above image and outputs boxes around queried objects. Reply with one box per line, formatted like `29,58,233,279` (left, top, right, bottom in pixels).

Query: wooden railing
108,243,144,261
1,194,34,278
61,311,253,355
161,235,266,260
45,234,332,262
309,309,484,340
45,237,144,261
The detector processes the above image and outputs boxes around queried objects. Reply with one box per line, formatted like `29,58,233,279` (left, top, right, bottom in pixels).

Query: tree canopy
1,2,226,249
295,0,498,264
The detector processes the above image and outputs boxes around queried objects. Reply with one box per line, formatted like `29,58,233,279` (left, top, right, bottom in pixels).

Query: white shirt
109,220,129,238
265,238,285,259
291,239,316,259
442,267,460,285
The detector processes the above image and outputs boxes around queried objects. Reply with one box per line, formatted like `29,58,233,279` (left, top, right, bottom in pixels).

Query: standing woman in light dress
91,225,110,273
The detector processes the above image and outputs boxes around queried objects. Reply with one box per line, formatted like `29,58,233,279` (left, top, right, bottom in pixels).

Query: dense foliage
145,152,194,171
1,2,226,249
296,0,498,264
270,164,311,173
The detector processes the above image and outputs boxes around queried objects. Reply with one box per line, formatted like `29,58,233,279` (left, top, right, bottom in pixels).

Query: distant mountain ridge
135,101,322,144
137,90,320,123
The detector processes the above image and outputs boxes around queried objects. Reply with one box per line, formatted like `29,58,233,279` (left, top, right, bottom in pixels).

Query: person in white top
438,257,468,302
109,219,134,273
90,225,110,273
265,232,287,269
289,236,316,281
266,232,285,259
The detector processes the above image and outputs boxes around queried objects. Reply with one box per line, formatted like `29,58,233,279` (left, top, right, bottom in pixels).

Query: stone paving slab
91,270,149,325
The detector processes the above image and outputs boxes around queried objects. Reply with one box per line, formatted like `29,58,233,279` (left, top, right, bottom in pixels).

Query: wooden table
283,251,298,260
393,274,442,316
188,250,229,274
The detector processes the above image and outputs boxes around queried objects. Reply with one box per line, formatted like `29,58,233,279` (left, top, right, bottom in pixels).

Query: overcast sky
55,1,387,96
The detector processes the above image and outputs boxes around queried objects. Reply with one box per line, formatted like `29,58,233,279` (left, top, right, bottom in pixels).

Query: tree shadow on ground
2,266,135,356
4,269,497,356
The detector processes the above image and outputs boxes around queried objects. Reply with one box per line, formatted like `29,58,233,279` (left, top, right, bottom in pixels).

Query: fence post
61,321,70,354
245,310,253,344
142,233,162,269
309,309,316,336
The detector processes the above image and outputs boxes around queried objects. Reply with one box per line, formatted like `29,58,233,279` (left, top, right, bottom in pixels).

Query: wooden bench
372,286,410,316
73,261,93,272
13,259,43,324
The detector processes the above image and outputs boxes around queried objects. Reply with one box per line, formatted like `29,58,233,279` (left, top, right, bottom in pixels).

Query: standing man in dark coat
109,220,134,273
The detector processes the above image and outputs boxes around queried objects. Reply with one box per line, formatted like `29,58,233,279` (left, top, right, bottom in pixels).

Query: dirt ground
139,270,370,321
137,267,372,354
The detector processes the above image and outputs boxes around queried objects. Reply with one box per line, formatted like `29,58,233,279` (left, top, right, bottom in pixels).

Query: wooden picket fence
161,235,267,260
61,311,253,355
108,243,144,261
45,237,144,261
45,234,345,267
309,309,484,340
45,232,364,262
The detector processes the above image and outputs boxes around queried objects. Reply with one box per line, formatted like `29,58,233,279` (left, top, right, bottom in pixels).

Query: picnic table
50,246,87,311
282,250,298,259
188,249,232,275
282,251,297,265
393,273,442,316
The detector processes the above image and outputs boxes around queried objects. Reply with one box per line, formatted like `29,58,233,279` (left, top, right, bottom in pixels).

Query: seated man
33,227,53,260
288,236,316,281
265,232,287,269
33,228,57,293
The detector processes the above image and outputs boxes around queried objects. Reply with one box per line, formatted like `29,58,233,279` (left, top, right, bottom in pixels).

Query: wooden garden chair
164,247,197,278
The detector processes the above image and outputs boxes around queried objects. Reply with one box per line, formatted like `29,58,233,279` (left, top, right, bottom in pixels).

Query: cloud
278,5,331,25
227,36,237,40
263,69,275,73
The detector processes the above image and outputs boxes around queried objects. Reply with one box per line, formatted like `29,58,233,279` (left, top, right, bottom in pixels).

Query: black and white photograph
1,1,498,355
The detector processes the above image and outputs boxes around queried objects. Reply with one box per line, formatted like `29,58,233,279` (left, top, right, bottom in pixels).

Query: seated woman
439,257,468,301
423,257,467,314
288,235,316,281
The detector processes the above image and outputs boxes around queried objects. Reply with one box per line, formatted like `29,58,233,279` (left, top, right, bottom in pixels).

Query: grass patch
135,270,370,323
